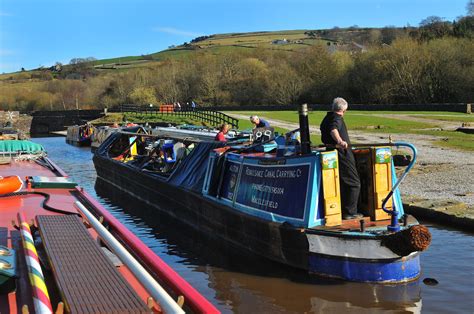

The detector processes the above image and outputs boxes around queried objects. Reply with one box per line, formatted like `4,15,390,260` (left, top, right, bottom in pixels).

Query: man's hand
338,140,348,149
330,129,348,149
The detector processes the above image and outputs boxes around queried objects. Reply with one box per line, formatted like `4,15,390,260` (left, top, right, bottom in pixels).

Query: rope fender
381,225,432,256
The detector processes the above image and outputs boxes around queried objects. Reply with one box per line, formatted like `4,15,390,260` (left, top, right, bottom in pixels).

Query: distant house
271,38,288,45
49,63,62,72
326,41,367,54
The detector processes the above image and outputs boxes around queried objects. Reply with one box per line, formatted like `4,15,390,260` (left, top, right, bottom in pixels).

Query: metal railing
112,104,239,129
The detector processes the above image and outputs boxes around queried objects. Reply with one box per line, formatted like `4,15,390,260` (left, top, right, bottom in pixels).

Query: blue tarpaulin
167,142,224,192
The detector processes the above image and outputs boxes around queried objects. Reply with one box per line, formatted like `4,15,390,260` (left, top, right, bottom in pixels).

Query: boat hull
308,252,420,283
306,231,420,282
66,137,91,147
93,153,420,283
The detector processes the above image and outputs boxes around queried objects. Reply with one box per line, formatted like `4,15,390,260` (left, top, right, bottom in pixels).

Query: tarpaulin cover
167,141,224,192
0,140,44,153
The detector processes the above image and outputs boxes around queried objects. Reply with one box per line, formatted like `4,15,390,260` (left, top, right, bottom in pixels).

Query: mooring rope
0,191,80,216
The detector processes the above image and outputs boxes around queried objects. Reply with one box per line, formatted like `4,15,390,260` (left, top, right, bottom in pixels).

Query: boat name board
220,161,311,219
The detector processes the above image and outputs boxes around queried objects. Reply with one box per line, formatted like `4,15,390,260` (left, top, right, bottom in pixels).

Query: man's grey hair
249,115,259,122
332,97,348,112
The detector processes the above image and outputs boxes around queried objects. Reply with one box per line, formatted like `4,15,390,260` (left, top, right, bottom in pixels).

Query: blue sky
0,0,469,73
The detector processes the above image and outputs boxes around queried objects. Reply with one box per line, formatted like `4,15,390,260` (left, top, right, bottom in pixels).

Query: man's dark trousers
338,148,361,215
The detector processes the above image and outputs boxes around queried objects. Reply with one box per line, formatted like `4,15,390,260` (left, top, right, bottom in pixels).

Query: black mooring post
299,103,311,154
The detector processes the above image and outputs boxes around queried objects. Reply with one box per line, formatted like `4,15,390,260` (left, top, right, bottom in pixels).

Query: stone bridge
30,110,104,135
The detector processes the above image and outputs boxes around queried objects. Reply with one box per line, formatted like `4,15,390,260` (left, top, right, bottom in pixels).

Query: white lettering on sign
251,195,279,209
245,167,303,179
245,168,264,177
251,183,285,195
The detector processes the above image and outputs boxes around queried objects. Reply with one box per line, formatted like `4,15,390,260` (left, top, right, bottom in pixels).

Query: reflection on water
33,137,474,313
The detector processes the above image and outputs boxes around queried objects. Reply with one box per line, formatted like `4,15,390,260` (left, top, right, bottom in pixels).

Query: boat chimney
299,104,311,154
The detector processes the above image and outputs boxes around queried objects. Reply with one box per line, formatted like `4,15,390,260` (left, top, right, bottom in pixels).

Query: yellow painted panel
325,214,342,227
324,200,341,216
376,193,393,209
321,151,342,226
374,163,389,191
375,209,391,220
372,147,393,221
322,169,337,198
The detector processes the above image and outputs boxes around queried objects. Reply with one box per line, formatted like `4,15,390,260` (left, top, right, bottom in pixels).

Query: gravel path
230,113,474,208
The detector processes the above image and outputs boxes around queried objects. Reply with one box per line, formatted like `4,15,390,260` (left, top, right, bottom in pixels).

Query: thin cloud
152,27,202,37
0,11,12,16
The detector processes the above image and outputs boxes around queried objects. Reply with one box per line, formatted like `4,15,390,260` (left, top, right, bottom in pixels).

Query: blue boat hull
309,253,420,283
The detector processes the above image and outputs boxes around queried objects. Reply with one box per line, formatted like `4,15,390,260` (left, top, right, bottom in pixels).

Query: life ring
0,176,23,195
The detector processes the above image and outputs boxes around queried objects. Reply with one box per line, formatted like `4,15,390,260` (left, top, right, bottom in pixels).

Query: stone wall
0,111,32,138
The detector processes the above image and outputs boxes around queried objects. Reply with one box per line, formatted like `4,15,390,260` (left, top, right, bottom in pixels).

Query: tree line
1,16,472,111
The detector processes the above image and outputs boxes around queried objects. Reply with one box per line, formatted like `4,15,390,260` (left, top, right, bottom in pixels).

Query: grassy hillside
88,30,334,70
0,28,343,79
86,26,413,68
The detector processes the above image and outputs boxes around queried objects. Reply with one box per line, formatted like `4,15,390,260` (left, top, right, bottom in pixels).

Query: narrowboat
0,139,218,313
93,105,431,283
66,124,93,146
91,125,120,152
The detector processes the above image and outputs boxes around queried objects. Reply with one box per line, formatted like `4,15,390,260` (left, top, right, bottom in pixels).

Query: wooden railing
112,104,239,129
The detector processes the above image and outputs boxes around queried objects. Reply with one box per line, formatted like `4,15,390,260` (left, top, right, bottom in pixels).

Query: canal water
34,137,474,313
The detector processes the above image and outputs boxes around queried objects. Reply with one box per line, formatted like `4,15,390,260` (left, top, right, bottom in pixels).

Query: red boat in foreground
0,140,219,314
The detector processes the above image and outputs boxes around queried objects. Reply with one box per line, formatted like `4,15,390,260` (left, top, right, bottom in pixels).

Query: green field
90,112,202,126
227,110,435,131
411,115,474,122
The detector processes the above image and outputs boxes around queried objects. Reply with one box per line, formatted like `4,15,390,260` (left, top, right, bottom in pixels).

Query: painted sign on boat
234,163,310,219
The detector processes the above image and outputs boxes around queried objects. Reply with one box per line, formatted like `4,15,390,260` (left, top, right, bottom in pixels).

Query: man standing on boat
250,115,270,128
320,97,362,220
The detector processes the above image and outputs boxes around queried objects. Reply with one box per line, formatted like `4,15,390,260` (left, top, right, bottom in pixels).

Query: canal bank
31,136,474,313
404,197,474,232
